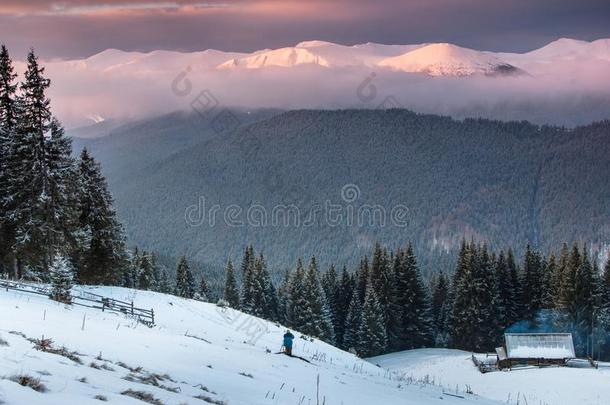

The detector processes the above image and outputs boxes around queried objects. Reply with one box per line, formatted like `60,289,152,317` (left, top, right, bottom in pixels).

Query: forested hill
76,110,610,274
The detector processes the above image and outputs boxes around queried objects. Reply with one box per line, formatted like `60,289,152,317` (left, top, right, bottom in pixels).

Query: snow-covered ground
0,286,500,405
370,348,610,405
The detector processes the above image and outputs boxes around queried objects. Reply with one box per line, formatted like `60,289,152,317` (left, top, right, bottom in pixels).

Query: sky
0,0,609,59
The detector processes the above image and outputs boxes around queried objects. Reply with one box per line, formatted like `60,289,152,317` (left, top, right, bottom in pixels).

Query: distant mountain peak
377,43,521,76
217,47,332,69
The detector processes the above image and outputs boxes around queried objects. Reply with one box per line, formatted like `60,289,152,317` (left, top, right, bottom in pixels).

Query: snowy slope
377,43,520,76
0,286,500,405
370,348,610,405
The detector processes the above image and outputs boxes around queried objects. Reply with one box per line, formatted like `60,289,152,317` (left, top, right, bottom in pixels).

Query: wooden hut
496,333,575,369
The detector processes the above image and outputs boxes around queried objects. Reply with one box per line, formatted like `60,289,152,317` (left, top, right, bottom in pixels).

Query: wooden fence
0,279,155,327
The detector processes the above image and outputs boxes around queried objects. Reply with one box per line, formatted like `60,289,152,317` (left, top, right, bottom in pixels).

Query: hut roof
504,333,575,359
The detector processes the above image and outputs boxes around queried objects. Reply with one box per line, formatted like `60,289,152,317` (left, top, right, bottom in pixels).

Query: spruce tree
391,244,434,351
355,256,369,303
369,243,393,339
138,253,155,290
276,269,291,324
558,244,581,317
540,254,556,309
8,51,74,275
333,266,354,347
175,256,195,298
573,248,596,355
342,291,363,351
494,250,513,330
253,253,278,319
0,45,19,276
450,242,496,351
156,267,172,294
431,271,450,346
197,275,209,301
520,245,543,321
240,247,258,314
321,264,339,328
506,248,522,324
356,283,387,357
287,258,306,328
73,148,126,284
49,254,74,304
223,259,240,308
299,257,334,342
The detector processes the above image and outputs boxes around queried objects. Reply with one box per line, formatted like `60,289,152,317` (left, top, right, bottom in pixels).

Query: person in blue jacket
283,330,295,356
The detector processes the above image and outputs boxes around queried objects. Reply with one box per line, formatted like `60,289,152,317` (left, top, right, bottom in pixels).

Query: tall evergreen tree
333,266,354,348
506,248,522,324
355,256,369,303
431,271,450,346
573,248,596,355
175,256,195,298
73,148,126,284
223,259,240,308
369,243,393,338
8,51,74,275
321,264,339,328
494,250,514,330
342,290,363,351
49,254,74,304
521,245,543,321
0,45,19,276
356,283,387,357
287,258,306,328
450,242,496,351
558,244,581,317
299,257,334,342
540,254,556,309
240,247,258,314
253,253,278,319
276,269,291,324
197,274,209,301
138,253,155,290
390,244,434,351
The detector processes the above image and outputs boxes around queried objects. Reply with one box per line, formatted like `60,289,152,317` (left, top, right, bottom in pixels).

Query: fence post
131,301,134,315
151,309,154,325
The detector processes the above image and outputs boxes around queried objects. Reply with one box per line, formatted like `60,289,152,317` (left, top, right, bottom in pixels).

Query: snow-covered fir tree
431,271,450,346
138,253,156,290
196,274,209,301
298,257,334,343
332,266,354,348
73,148,127,285
390,244,434,351
286,258,306,328
9,50,74,275
356,283,387,357
49,254,74,304
175,256,195,298
342,291,362,352
0,45,19,277
223,259,240,308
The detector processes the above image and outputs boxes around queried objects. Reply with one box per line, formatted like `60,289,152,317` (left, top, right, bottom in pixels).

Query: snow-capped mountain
377,43,520,76
22,37,610,127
